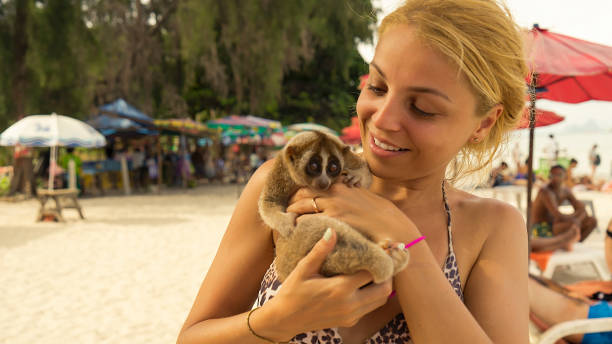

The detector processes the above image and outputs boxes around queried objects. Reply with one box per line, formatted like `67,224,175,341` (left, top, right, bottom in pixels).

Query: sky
358,0,612,133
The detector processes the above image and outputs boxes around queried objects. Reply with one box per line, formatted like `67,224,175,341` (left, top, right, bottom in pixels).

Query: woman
177,0,528,342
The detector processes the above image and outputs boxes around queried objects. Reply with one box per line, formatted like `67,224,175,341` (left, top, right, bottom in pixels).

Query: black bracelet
606,229,612,239
247,307,288,344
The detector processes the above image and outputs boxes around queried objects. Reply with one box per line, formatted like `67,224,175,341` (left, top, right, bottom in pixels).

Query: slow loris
258,131,409,283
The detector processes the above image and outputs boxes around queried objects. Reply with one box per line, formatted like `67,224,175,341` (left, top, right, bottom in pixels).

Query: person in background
490,161,514,187
191,146,205,179
543,134,559,166
530,219,612,344
249,148,262,175
59,147,83,192
566,158,579,188
530,165,597,251
514,158,529,185
131,147,146,191
589,144,601,180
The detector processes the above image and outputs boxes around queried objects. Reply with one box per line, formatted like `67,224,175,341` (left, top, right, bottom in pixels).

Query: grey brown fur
258,131,409,283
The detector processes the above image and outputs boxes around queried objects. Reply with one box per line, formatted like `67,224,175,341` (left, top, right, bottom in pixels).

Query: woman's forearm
177,304,292,344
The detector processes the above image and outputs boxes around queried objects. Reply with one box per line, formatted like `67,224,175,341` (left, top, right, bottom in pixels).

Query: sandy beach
1,184,610,343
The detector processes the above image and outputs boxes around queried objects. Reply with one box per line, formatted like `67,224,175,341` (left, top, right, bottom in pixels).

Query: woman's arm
395,200,528,344
177,160,279,343
177,160,392,343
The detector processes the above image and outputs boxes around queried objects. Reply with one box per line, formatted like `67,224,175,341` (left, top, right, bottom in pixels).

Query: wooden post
157,135,162,194
526,72,538,253
68,159,76,190
120,155,131,195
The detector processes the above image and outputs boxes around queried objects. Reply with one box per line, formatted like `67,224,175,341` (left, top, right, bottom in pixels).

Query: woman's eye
411,103,435,118
367,84,386,96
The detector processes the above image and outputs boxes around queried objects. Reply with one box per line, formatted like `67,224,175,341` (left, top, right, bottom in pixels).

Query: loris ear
284,145,296,163
343,146,351,154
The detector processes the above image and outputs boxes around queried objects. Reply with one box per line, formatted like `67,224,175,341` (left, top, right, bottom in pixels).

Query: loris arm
342,150,372,188
258,166,299,237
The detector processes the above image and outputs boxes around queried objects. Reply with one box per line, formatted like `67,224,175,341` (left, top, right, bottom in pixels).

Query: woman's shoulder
451,188,526,243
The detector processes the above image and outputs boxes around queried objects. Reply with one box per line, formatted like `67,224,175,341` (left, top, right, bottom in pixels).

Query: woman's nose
371,95,402,132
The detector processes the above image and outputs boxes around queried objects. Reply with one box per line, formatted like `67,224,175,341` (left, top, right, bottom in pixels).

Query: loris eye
306,156,322,176
327,157,341,177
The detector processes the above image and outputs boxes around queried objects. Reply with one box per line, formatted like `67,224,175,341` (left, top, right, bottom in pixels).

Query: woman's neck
369,171,447,209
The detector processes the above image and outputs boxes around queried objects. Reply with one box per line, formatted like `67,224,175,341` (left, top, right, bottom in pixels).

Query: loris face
284,131,346,191
303,148,342,190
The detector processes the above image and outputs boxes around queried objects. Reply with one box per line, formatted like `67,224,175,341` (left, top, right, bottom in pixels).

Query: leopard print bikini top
256,181,463,343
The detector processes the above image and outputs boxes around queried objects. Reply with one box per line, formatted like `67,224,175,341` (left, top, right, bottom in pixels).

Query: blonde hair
379,0,527,182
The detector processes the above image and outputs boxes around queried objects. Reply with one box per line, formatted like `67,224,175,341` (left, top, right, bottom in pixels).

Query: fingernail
388,290,396,298
323,228,332,241
397,243,406,250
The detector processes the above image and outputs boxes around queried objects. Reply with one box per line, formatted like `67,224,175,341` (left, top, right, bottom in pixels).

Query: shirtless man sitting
530,165,597,252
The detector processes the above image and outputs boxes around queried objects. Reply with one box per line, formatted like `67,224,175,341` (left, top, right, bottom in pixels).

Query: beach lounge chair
541,242,611,281
530,315,612,344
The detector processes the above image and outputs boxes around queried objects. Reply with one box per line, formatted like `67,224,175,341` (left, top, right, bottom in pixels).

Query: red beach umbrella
358,75,369,90
523,25,612,228
340,116,361,144
516,108,564,129
524,25,612,103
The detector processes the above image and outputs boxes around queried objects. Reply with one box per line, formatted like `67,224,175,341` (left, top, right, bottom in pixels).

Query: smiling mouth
372,137,409,152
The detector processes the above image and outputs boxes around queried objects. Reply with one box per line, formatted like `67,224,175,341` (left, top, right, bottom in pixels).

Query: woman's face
356,24,487,182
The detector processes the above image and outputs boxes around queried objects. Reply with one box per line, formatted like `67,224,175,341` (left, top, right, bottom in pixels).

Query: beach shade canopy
340,116,362,144
154,118,211,137
99,98,154,126
1,113,106,148
516,108,564,129
287,123,338,136
88,114,157,137
207,115,282,135
524,25,612,103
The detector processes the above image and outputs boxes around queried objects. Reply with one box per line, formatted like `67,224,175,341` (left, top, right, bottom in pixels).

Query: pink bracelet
380,236,426,251
401,236,426,249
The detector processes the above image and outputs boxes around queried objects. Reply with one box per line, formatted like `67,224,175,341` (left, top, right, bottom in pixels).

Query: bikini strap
442,180,454,254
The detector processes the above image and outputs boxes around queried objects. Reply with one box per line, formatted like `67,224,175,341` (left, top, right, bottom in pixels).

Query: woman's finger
289,187,317,205
287,196,325,215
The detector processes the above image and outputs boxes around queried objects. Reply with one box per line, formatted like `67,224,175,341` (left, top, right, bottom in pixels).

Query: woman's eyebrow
370,61,452,103
370,61,387,80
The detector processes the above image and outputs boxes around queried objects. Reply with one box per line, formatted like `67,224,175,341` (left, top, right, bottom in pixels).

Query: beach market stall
92,99,159,194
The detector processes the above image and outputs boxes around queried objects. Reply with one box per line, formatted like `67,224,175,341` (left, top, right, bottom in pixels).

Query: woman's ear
471,104,503,142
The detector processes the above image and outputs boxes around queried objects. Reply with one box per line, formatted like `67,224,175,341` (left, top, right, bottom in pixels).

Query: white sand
0,185,241,344
0,184,609,343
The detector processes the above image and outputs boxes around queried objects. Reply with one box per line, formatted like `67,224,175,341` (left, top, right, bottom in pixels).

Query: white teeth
373,137,404,151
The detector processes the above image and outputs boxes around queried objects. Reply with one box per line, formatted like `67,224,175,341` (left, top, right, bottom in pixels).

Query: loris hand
287,184,419,243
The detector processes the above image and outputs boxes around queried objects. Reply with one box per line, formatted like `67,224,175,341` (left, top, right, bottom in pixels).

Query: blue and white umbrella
0,113,106,148
0,113,106,190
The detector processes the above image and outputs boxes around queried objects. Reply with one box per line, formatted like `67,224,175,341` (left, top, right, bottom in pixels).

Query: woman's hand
286,183,418,243
253,229,392,341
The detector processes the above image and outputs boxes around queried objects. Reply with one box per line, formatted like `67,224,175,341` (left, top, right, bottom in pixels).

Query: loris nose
317,178,331,190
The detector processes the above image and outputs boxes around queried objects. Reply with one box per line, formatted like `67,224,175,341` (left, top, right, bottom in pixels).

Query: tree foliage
0,0,375,131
